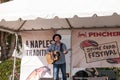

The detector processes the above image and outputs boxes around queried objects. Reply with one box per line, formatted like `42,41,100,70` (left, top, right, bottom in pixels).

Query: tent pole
12,33,18,80
65,18,73,80
69,30,72,80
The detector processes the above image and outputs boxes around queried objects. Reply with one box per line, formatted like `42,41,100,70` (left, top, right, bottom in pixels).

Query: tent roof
0,0,120,33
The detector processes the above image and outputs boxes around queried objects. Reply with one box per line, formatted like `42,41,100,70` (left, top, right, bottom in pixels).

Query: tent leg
12,33,18,80
69,31,72,80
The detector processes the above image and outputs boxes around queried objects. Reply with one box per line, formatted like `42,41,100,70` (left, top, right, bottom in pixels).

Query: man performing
47,34,68,80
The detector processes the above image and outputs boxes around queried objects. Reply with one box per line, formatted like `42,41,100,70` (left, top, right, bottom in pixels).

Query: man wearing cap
47,34,68,80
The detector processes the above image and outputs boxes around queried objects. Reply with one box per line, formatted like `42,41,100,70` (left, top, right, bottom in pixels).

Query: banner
72,28,120,75
20,30,55,80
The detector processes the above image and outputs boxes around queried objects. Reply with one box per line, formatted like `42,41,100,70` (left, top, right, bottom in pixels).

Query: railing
8,73,20,80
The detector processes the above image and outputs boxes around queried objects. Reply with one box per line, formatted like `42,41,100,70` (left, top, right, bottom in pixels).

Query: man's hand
64,51,68,54
64,48,72,54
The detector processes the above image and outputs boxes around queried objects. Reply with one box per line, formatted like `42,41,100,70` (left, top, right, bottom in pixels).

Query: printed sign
84,41,119,63
20,30,55,80
72,28,120,68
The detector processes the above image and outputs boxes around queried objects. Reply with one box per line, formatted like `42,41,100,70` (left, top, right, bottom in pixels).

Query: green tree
1,0,10,3
0,31,16,61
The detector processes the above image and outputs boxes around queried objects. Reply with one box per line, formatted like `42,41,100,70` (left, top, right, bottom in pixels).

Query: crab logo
26,66,51,80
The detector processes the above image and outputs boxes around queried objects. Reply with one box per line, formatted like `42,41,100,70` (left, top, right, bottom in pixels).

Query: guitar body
46,51,60,64
46,52,54,64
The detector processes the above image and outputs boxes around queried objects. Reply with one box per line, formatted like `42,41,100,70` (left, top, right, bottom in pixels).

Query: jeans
53,63,66,80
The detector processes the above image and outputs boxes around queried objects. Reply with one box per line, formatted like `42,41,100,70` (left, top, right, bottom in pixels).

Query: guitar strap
60,43,63,52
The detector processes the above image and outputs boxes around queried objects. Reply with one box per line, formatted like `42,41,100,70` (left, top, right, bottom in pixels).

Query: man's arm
62,43,68,54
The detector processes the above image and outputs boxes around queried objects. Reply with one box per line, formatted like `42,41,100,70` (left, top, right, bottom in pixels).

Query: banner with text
72,28,120,69
20,30,55,80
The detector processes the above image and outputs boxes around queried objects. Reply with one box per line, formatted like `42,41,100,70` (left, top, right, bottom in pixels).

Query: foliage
0,58,21,80
0,31,22,61
17,35,22,54
97,67,120,80
0,0,10,3
0,31,16,61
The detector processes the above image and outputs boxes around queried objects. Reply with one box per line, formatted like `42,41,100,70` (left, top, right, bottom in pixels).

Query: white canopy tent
0,0,120,33
0,0,120,80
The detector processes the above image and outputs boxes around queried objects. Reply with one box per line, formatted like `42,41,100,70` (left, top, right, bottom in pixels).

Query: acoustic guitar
46,51,60,64
46,49,71,64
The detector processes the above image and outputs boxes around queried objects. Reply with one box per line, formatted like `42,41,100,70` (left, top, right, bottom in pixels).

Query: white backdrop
71,28,120,76
20,30,55,80
20,30,71,80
